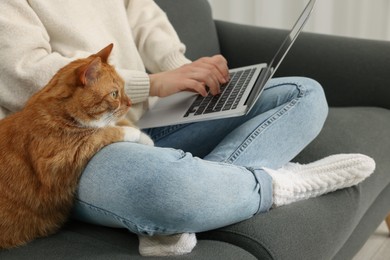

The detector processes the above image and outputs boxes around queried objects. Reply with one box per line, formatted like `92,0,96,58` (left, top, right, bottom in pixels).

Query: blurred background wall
208,0,390,41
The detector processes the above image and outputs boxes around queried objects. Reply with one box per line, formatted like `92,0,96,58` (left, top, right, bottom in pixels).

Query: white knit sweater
0,0,191,121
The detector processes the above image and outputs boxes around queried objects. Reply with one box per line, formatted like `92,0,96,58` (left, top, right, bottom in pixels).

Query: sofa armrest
215,20,390,109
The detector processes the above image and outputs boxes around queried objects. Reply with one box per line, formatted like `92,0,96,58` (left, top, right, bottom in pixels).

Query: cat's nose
126,98,132,107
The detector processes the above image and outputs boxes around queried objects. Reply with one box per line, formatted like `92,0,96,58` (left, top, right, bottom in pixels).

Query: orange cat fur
0,44,153,249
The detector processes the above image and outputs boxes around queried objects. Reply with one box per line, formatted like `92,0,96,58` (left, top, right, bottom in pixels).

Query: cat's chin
76,113,117,128
78,121,114,129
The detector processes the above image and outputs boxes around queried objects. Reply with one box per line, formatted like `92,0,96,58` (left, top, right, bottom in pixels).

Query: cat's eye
111,90,119,99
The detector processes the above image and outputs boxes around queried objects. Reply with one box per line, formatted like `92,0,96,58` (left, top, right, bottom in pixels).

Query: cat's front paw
122,127,141,142
139,132,154,146
122,127,154,146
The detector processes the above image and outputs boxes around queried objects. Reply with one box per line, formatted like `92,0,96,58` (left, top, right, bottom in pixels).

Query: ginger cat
0,44,153,249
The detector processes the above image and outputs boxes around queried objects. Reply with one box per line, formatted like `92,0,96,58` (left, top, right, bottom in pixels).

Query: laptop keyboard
184,68,256,117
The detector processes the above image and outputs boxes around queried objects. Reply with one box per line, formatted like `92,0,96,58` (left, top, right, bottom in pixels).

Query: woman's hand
149,55,229,97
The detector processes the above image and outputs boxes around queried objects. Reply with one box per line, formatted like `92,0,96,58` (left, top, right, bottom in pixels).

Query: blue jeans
72,77,328,235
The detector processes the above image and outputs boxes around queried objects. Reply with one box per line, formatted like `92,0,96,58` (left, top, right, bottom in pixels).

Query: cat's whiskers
103,113,118,127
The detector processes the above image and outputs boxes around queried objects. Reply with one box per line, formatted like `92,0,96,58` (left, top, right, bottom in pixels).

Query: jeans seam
74,199,173,235
225,82,307,164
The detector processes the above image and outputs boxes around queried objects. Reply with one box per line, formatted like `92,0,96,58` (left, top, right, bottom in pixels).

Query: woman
0,0,374,256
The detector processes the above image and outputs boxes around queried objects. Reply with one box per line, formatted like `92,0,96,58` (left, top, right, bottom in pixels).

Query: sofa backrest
155,0,220,60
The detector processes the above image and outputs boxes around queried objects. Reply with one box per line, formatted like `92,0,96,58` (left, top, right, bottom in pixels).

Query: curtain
208,0,390,41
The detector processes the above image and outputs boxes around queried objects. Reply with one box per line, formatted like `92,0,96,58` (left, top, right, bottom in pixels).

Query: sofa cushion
0,220,257,260
199,107,390,259
155,0,220,60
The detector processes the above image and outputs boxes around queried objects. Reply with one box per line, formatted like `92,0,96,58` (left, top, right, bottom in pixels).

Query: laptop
138,0,316,129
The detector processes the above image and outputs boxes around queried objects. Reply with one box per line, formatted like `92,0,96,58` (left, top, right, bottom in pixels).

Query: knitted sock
138,233,197,257
263,154,376,207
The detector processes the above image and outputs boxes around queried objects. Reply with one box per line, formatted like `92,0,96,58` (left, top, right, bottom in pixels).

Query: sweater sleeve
0,1,88,113
126,0,192,73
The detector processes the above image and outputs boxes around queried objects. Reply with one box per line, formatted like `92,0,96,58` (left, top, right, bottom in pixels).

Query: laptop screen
268,0,316,78
245,0,316,111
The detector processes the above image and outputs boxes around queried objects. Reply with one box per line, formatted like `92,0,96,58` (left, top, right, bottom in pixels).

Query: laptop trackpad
150,91,197,111
138,92,198,129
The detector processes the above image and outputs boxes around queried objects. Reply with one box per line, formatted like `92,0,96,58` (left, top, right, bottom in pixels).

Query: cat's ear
95,43,114,63
78,57,102,86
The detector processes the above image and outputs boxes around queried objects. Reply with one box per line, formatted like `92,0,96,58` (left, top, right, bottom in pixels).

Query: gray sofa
1,1,389,259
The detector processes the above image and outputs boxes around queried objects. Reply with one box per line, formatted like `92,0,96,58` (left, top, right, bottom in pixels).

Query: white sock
138,233,197,257
263,154,376,207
